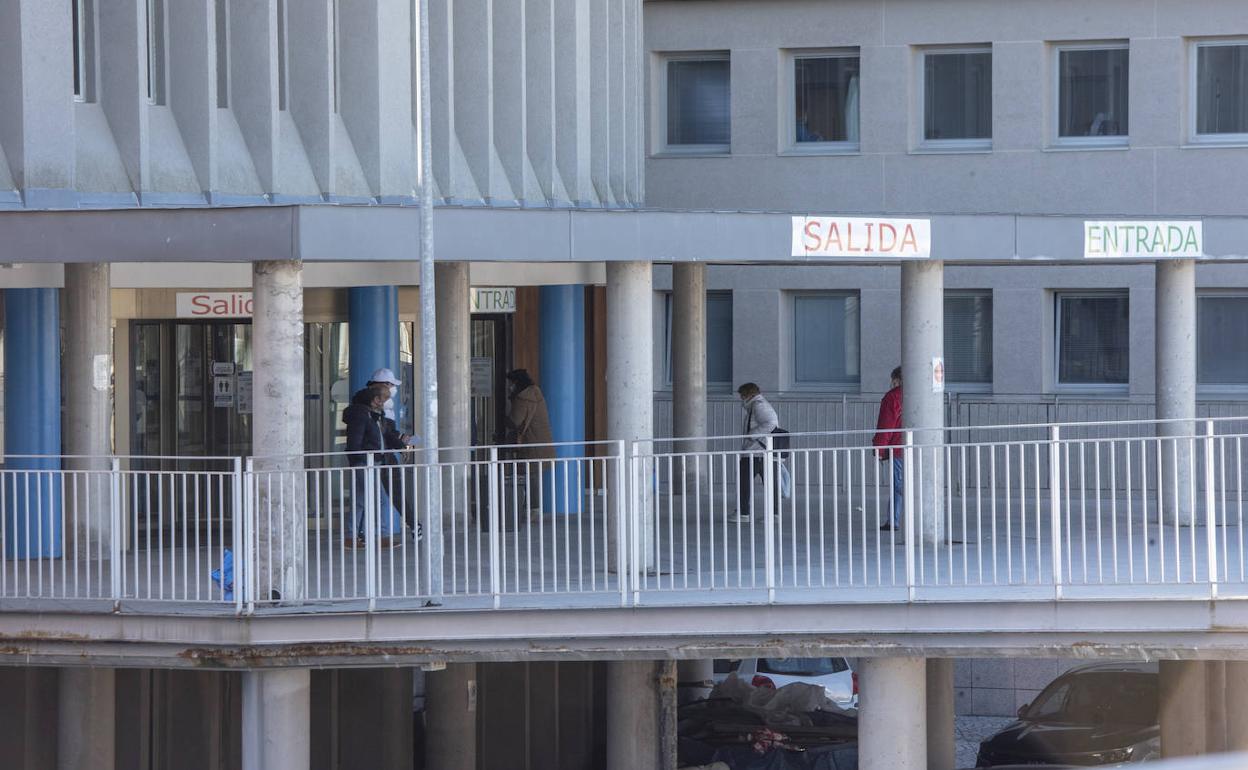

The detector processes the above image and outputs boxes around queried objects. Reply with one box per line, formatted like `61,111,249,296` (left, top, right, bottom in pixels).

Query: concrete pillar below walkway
435,262,471,463
672,263,707,458
1225,661,1248,752
1155,259,1197,525
252,261,306,602
241,669,310,770
425,663,477,770
57,668,115,770
606,660,676,770
901,261,945,545
926,659,954,770
859,657,926,770
677,659,715,705
606,262,654,571
1160,660,1207,758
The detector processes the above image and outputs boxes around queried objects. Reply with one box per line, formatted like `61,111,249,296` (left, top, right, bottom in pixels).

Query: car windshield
713,659,741,674
757,658,847,676
1025,672,1156,725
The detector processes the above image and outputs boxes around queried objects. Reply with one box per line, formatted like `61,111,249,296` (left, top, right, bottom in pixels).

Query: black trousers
737,455,782,517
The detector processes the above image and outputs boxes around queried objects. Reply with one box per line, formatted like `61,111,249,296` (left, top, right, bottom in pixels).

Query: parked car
976,662,1160,767
712,657,858,710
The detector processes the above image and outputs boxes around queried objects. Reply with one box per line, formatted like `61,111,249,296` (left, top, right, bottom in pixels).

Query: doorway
471,314,512,446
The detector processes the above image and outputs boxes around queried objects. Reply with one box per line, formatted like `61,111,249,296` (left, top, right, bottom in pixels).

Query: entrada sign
792,216,931,259
176,292,253,318
1084,221,1203,259
470,287,516,314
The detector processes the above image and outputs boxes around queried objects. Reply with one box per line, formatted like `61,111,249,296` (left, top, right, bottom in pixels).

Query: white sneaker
728,511,752,523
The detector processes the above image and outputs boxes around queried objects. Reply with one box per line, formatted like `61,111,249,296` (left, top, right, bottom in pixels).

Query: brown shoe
377,536,401,550
344,537,364,550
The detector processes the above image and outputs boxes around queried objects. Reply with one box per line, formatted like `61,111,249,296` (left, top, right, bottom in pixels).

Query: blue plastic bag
211,548,234,601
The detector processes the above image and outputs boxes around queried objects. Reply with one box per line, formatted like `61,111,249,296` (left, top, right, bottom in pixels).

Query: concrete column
63,264,113,562
860,657,927,770
241,669,310,770
606,660,677,770
672,263,707,456
677,659,715,705
1225,661,1248,752
1206,660,1226,753
901,261,945,545
539,285,586,513
57,668,115,770
252,261,306,602
425,663,477,770
435,263,471,462
926,659,955,770
1160,660,1207,758
1156,259,1197,525
607,262,654,571
4,288,62,558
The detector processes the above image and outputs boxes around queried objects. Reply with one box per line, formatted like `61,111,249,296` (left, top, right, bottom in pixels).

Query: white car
713,657,858,711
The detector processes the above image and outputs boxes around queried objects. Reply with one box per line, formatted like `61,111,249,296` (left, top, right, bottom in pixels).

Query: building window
663,291,733,389
944,292,993,387
661,54,730,153
1055,43,1129,145
277,0,289,110
72,0,97,102
1193,40,1248,142
792,293,860,388
1198,295,1248,387
920,47,992,148
790,51,860,150
1056,293,1129,387
146,0,167,105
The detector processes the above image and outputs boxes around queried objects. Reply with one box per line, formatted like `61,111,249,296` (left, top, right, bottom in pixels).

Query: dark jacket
344,388,406,466
873,386,903,459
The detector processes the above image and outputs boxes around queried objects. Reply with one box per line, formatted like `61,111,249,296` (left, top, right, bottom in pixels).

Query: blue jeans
349,468,400,540
891,457,904,527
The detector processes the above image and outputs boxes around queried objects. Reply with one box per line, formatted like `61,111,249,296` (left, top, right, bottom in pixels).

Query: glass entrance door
471,314,512,446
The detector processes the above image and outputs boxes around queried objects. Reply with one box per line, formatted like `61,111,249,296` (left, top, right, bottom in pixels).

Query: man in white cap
345,368,421,540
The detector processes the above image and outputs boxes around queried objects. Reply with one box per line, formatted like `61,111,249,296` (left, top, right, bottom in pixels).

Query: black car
975,662,1160,767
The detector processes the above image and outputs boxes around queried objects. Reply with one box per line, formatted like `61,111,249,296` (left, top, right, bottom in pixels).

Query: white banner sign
176,292,254,318
1084,221,1203,259
470,287,517,313
931,357,945,394
792,216,931,259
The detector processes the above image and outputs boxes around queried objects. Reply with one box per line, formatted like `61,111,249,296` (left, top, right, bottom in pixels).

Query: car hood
980,718,1157,760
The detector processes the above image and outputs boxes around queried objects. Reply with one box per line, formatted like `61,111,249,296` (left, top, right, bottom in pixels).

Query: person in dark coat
872,367,904,531
343,383,412,548
504,369,555,461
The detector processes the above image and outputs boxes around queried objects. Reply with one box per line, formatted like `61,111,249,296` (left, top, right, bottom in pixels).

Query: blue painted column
539,285,585,514
4,289,62,558
348,286,400,395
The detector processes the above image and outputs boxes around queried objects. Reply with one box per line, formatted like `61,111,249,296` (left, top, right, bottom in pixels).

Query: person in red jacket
872,367,904,531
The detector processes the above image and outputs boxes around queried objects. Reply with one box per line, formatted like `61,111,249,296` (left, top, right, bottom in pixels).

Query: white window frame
1050,41,1130,149
1189,38,1248,146
914,45,993,153
1196,291,1248,395
1053,291,1130,393
654,51,731,157
943,289,993,393
789,291,861,392
782,48,861,155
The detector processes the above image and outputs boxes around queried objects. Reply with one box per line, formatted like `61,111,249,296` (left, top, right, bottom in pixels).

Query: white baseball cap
368,368,401,388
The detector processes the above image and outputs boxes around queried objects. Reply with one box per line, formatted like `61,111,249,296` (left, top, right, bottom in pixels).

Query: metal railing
1,418,1246,613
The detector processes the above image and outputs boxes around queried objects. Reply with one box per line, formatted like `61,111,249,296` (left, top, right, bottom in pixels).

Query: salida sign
176,292,254,318
792,216,931,259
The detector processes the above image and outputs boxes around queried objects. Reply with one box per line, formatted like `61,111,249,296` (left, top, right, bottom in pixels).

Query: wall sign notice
931,357,945,394
1084,221,1203,259
176,292,254,318
470,287,517,314
213,376,235,408
792,216,931,259
236,371,253,414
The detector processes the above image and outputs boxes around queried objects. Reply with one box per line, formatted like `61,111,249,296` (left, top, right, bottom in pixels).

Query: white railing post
629,442,642,606
1049,425,1063,599
488,447,501,609
904,432,915,601
364,453,377,609
763,434,776,604
244,457,256,614
1205,420,1219,598
617,440,629,607
232,457,244,615
109,458,122,605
